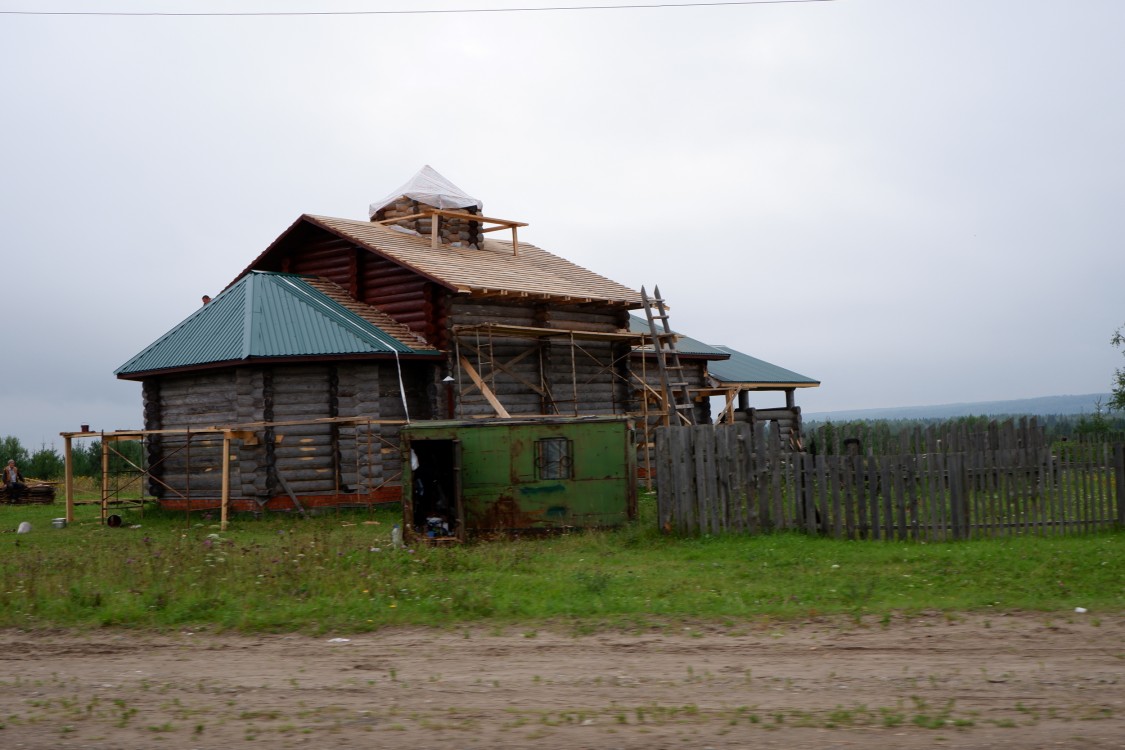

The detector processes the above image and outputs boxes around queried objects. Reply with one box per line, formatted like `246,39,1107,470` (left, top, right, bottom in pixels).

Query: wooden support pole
512,225,519,256
1116,443,1125,528
64,435,74,523
220,433,231,531
459,355,510,418
100,435,109,524
570,331,579,416
431,213,440,249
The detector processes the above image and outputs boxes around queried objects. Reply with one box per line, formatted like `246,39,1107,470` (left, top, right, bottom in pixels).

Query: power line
0,0,836,18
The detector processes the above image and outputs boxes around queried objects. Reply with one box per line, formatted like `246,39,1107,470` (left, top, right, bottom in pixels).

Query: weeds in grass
880,706,905,727
0,501,1121,632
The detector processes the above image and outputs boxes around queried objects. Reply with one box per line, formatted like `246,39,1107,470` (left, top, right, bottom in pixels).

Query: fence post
801,453,817,533
673,426,694,534
949,453,964,540
1116,444,1125,528
655,426,671,531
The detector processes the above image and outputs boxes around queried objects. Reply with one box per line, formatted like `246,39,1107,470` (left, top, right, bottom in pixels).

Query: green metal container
401,416,636,540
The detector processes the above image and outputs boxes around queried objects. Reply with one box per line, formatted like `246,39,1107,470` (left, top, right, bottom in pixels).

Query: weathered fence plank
1116,444,1125,528
655,425,1120,540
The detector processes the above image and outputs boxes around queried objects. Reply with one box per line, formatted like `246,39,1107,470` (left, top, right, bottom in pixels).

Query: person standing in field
4,459,25,501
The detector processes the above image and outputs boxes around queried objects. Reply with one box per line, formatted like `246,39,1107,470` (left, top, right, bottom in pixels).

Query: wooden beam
276,474,308,518
723,389,737,424
220,434,231,532
459,340,546,397
104,433,146,442
100,438,109,524
58,417,410,441
458,355,511,418
422,208,527,228
64,435,74,524
372,212,429,225
452,322,644,343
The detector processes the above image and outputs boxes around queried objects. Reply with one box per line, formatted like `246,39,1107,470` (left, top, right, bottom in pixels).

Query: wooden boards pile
1,483,56,504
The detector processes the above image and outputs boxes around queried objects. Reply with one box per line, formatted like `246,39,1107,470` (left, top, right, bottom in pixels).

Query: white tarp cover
368,165,483,218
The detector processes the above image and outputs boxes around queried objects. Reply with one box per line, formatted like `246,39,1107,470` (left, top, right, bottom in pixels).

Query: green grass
0,495,1120,632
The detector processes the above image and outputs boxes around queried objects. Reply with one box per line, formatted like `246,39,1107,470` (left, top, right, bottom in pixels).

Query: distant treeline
803,412,1125,456
0,436,144,480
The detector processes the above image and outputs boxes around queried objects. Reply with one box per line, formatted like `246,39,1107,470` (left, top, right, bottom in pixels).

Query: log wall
731,407,803,449
451,300,633,419
144,371,239,498
142,361,440,504
288,237,356,291
263,227,447,345
269,366,336,495
359,253,436,340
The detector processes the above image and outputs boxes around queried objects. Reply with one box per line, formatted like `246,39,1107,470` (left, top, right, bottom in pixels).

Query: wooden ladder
640,285,695,425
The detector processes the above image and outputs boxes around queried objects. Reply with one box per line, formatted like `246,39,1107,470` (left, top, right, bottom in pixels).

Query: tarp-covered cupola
368,165,485,249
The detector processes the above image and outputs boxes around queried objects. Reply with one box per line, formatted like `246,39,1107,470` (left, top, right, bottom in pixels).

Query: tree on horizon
1112,324,1125,412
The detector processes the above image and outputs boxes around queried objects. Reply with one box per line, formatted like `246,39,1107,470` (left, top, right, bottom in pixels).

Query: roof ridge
241,271,256,360
305,214,643,306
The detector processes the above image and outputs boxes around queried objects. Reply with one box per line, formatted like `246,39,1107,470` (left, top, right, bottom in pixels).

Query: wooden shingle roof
302,276,433,351
301,215,643,306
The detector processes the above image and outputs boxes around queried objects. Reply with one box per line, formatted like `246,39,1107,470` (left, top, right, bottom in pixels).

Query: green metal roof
628,315,817,387
627,315,728,358
116,272,440,377
708,345,820,387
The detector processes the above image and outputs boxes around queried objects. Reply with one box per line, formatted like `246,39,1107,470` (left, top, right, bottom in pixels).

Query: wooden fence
805,416,1050,456
654,423,1125,540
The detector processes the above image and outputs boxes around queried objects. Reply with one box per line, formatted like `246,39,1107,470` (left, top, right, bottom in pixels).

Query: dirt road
0,612,1121,749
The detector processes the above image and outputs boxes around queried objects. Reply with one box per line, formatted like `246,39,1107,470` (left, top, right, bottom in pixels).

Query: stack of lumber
1,482,56,504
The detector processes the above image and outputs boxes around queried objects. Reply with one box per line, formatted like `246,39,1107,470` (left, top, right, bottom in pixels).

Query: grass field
0,494,1120,633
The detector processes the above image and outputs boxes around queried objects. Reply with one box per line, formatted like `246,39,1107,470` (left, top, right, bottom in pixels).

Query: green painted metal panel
402,417,636,536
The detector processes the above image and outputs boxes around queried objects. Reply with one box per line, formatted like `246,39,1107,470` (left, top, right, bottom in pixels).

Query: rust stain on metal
479,495,541,529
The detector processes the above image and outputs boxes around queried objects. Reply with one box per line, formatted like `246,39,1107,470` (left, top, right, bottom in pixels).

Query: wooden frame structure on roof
373,207,529,254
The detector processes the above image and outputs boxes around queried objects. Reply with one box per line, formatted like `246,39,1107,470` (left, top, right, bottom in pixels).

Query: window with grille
536,438,573,480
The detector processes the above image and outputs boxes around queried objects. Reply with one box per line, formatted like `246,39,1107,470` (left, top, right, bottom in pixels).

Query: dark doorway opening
409,439,460,539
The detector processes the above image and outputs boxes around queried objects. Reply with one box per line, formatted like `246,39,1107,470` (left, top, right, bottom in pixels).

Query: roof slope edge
116,272,440,379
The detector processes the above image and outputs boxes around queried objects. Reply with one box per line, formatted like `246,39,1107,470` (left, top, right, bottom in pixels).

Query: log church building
113,167,818,521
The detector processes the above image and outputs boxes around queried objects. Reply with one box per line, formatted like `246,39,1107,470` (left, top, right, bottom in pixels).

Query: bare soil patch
1,612,1121,749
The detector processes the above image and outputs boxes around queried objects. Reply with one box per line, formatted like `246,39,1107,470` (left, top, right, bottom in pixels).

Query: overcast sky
2,0,1122,451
